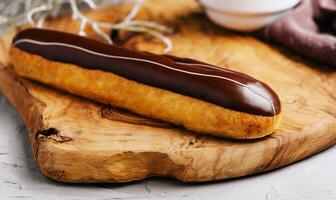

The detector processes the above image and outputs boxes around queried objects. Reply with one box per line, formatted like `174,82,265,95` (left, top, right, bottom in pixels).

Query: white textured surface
0,93,336,200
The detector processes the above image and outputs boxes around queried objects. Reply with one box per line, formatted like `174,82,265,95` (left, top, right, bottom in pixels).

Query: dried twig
0,0,173,52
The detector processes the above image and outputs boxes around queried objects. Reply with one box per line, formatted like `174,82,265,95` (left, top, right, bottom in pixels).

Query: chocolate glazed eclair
10,28,282,139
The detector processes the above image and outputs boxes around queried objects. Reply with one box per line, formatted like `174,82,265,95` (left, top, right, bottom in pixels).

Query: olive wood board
0,0,335,182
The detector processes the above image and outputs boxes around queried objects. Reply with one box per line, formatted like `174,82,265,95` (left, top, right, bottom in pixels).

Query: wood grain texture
0,0,335,182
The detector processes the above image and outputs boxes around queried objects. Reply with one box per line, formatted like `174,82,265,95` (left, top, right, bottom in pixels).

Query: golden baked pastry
10,28,282,139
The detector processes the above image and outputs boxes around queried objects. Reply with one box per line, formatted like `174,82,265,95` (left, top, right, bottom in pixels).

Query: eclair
10,28,282,139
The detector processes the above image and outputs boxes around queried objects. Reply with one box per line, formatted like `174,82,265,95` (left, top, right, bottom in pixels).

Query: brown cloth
261,0,336,67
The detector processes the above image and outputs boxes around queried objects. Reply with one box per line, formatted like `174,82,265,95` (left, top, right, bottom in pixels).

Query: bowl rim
202,4,295,16
199,0,301,15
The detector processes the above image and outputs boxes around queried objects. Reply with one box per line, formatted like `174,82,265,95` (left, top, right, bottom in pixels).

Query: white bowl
204,8,289,32
199,0,300,14
199,0,300,32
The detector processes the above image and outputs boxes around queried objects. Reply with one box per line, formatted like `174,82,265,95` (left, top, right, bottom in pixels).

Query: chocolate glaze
12,28,281,116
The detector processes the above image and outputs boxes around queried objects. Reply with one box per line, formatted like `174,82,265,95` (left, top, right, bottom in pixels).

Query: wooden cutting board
0,0,335,183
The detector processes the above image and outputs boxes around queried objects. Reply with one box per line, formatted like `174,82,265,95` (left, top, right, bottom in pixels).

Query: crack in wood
36,128,72,143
